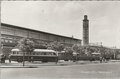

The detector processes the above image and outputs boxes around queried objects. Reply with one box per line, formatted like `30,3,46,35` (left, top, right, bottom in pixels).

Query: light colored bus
9,49,58,63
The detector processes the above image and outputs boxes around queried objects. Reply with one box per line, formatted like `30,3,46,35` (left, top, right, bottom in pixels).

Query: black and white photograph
0,0,120,79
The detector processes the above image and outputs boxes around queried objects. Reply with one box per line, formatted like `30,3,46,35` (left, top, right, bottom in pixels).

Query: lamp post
23,52,25,66
113,47,116,59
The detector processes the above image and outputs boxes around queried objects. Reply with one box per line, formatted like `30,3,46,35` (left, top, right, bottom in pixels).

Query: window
15,29,28,37
13,52,16,54
36,52,39,55
17,52,19,54
53,53,56,55
9,40,13,43
32,52,35,55
1,27,14,35
5,39,9,43
48,52,52,55
40,52,44,55
1,39,4,42
43,52,46,55
29,31,39,39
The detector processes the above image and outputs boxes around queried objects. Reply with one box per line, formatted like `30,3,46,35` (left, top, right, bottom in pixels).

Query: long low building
1,23,81,56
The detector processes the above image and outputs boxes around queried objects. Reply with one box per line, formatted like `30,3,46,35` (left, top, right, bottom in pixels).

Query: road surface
1,61,120,79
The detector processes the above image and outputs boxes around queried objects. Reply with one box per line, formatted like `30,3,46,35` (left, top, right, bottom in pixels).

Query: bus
76,52,101,61
9,49,58,63
57,51,101,62
57,51,73,61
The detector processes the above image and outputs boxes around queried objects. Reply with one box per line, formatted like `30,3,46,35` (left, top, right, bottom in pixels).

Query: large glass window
1,39,4,42
15,29,28,37
1,26,14,35
29,31,39,39
5,39,9,43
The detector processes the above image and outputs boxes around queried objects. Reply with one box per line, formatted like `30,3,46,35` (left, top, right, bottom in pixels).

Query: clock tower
83,15,89,46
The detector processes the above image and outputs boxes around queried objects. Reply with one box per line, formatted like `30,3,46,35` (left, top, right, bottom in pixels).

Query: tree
65,47,73,54
49,41,65,52
63,47,73,61
72,44,79,52
72,44,84,55
17,38,34,66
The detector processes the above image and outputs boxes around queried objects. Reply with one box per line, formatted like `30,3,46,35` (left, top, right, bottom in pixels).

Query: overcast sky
1,1,120,48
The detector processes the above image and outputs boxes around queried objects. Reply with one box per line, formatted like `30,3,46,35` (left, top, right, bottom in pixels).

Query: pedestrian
100,56,102,63
8,54,11,63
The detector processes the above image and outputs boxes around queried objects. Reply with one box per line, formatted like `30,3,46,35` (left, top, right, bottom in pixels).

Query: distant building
1,23,81,56
83,15,89,46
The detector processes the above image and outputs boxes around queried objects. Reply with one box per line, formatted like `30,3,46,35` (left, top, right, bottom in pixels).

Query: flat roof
1,23,81,41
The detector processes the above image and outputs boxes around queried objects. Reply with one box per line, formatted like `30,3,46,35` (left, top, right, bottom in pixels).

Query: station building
1,23,81,56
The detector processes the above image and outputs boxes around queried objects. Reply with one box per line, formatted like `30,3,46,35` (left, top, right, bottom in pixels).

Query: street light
23,52,25,66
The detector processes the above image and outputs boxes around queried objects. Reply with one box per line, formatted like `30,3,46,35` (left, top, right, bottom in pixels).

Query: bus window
47,52,51,55
53,53,56,55
13,52,16,54
46,52,49,55
49,52,53,55
36,52,39,55
32,52,35,55
19,52,22,55
39,52,42,55
41,52,44,55
35,52,38,55
17,52,20,54
39,52,41,55
38,52,41,55
43,52,46,55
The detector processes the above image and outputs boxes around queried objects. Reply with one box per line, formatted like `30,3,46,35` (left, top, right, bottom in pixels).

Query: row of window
1,37,79,48
1,39,15,43
12,52,56,56
1,26,79,44
32,52,56,55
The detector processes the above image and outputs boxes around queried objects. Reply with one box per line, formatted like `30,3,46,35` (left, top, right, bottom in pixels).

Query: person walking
100,56,103,63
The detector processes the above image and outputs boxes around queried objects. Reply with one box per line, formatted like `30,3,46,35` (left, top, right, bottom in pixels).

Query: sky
1,1,120,48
